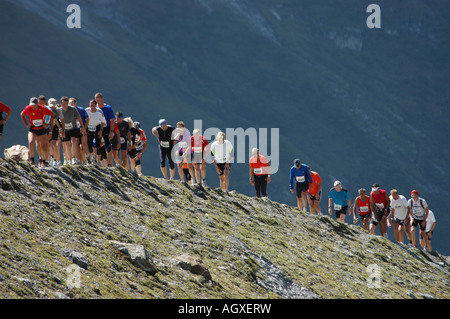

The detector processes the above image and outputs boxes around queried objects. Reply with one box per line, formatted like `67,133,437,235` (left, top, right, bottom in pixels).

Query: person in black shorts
152,119,176,179
47,98,62,165
114,112,131,169
0,101,12,150
289,159,313,211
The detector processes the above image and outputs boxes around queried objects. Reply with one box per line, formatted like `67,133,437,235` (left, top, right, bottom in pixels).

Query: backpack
410,198,425,209
4,145,29,161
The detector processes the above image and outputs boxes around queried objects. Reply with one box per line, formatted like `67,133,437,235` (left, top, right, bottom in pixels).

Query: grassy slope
0,159,449,299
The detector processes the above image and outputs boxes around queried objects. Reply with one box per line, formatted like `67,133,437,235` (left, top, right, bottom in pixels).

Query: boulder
60,248,89,270
111,241,157,274
177,254,212,280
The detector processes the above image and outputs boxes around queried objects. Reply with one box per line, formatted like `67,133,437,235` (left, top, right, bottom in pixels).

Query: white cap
48,98,57,107
334,180,341,187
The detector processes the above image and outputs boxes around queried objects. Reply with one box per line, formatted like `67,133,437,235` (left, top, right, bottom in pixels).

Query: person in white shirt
407,190,430,250
85,99,106,164
389,189,412,244
420,210,436,251
210,131,234,190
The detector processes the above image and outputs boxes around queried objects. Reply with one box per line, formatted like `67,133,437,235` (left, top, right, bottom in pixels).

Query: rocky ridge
0,159,449,299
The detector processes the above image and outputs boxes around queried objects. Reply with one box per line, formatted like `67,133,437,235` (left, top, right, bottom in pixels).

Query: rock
407,292,417,299
418,293,434,299
60,249,89,270
54,291,70,299
250,254,321,299
13,276,34,290
110,241,157,274
177,254,212,280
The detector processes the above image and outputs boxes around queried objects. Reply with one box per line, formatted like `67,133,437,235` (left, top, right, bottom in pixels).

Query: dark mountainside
0,0,449,255
0,159,449,299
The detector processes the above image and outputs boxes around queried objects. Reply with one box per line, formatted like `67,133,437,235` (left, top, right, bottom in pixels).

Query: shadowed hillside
0,159,449,299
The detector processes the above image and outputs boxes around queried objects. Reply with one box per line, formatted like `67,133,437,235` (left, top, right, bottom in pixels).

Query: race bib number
88,125,97,132
120,137,126,144
376,203,385,209
193,146,203,153
178,141,188,149
334,204,342,211
296,176,305,183
253,168,263,175
360,206,369,213
65,122,73,130
160,141,170,148
32,119,43,127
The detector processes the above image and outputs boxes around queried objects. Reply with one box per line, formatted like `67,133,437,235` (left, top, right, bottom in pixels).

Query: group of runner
16,94,148,175
151,119,237,190
150,119,273,196
3,97,438,251
7,96,268,193
290,159,437,251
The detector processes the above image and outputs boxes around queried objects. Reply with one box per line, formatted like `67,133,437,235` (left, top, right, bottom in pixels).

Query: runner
369,183,391,237
328,180,351,223
289,159,312,211
152,119,176,179
131,121,148,176
70,97,88,165
408,190,430,250
421,210,436,251
0,101,12,150
114,111,132,169
95,93,115,166
38,95,52,165
60,96,85,165
47,98,62,166
307,166,322,215
173,121,193,184
109,116,121,167
20,97,53,167
389,189,411,244
191,128,209,186
182,158,192,184
85,99,106,164
352,188,371,231
210,131,234,190
249,148,271,198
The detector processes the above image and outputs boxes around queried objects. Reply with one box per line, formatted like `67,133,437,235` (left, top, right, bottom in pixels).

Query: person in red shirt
307,166,322,214
0,101,12,149
108,117,121,167
369,183,391,237
191,128,209,186
352,188,372,231
249,148,271,197
20,97,54,166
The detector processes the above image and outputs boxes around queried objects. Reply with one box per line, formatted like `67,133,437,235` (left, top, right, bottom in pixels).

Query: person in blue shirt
289,159,313,211
328,180,351,223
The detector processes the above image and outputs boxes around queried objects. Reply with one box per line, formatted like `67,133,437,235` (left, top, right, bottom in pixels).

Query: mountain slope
0,159,449,299
1,0,449,255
